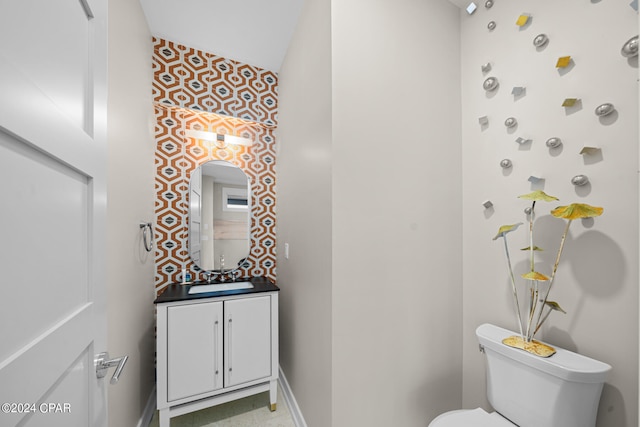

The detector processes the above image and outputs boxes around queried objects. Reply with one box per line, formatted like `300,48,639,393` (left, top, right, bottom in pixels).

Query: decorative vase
502,335,556,357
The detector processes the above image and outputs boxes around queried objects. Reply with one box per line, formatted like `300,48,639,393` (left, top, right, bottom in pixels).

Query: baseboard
136,385,157,427
138,371,303,427
278,366,307,427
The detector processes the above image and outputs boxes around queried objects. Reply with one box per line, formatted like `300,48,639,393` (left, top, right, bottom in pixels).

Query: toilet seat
429,408,516,427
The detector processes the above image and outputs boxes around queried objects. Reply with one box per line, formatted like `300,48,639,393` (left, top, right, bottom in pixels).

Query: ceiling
139,0,306,72
139,0,467,73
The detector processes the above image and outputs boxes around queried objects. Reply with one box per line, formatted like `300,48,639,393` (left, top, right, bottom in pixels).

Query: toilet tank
476,323,611,427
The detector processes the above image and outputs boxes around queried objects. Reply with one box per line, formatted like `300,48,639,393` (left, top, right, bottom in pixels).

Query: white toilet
429,323,611,427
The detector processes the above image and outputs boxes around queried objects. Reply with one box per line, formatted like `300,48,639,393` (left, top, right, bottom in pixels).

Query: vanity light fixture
482,200,494,209
485,0,494,9
215,133,227,149
478,116,489,125
504,117,517,128
185,129,253,148
488,21,496,31
481,62,492,73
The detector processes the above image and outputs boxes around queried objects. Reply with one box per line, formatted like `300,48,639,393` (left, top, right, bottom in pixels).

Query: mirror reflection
189,160,250,272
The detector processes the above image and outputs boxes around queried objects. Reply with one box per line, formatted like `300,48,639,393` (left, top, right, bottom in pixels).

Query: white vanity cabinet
155,287,278,427
166,300,223,401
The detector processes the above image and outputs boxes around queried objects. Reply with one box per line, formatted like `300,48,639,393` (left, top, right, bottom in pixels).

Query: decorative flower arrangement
493,190,603,357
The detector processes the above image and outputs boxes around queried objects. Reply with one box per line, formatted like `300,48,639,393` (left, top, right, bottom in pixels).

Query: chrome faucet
205,271,216,284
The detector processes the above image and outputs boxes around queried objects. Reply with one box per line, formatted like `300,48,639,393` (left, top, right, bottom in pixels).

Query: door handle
228,317,233,374
95,352,128,384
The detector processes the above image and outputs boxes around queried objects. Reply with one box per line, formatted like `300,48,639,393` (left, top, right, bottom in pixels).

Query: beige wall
109,1,637,426
460,2,639,427
278,0,462,425
107,0,156,426
331,1,462,425
277,0,334,425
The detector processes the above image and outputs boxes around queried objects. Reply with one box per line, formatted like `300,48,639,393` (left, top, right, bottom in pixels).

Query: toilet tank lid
476,323,611,383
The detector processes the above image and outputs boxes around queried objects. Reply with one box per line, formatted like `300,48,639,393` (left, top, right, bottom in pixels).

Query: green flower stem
529,202,536,272
526,283,539,342
502,236,524,340
526,202,536,342
534,307,553,336
534,219,572,334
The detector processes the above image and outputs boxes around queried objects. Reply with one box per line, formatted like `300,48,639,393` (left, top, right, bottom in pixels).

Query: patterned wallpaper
153,37,277,293
153,38,278,126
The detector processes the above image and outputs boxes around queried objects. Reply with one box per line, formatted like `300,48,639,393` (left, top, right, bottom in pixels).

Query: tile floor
148,385,296,427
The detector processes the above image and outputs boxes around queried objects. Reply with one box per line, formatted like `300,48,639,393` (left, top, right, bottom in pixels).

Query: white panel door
224,296,272,387
0,0,109,426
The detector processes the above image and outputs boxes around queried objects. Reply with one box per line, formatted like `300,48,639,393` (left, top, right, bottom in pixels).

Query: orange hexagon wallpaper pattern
152,37,277,295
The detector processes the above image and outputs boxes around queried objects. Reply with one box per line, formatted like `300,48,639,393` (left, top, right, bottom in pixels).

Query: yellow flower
518,190,559,202
545,301,567,314
551,203,604,220
521,271,550,281
492,223,523,240
521,246,543,251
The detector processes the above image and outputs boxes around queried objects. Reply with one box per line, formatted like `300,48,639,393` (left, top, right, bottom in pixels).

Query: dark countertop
154,276,279,304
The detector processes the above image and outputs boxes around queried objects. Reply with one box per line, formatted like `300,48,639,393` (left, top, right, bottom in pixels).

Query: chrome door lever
95,352,129,384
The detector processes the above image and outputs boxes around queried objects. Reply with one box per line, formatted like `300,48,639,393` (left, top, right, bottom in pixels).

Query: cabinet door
167,301,223,401
224,296,271,387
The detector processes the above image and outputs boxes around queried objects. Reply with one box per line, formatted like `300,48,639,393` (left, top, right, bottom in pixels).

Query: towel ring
139,222,154,252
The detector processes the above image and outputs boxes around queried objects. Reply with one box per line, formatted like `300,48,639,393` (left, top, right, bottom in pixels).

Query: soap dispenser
181,268,192,284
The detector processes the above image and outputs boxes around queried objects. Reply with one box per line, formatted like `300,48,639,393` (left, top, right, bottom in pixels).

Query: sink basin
188,282,254,294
